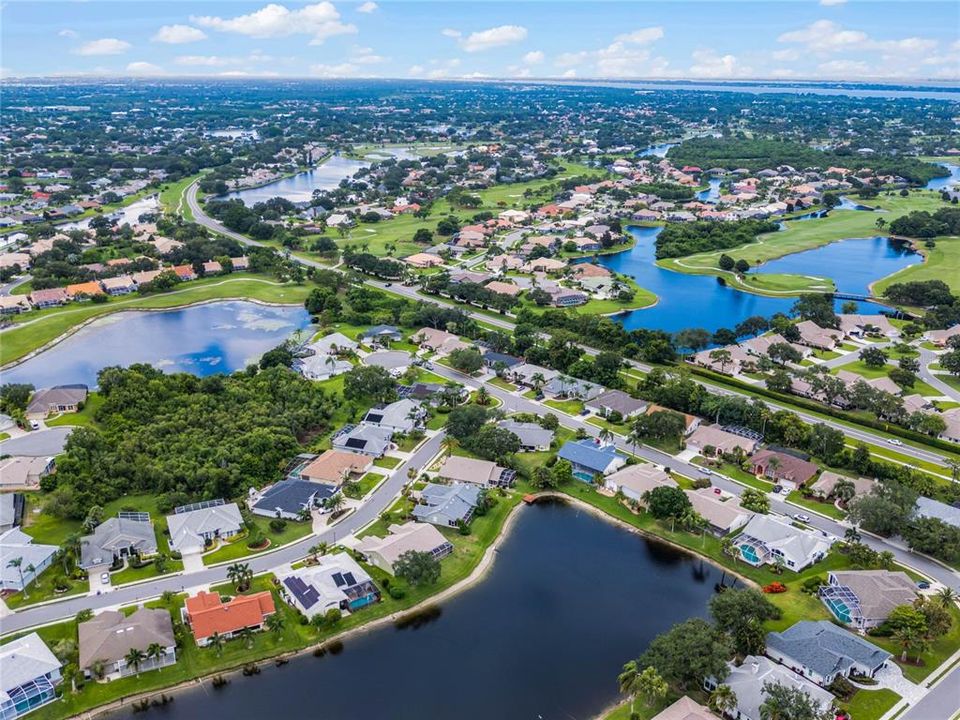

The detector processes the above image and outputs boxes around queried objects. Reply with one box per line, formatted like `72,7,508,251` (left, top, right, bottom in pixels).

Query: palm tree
627,428,643,458
90,659,106,681
265,612,285,635
209,632,225,656
844,527,862,544
238,627,255,649
531,372,546,393
6,557,24,597
937,587,957,608
327,494,346,515
617,659,643,715
948,460,960,484
146,643,165,671
893,627,920,662
24,563,37,588
124,647,146,677
62,533,85,573
227,562,251,592
709,684,738,717
764,456,782,483
475,386,490,406
636,666,668,709
598,427,614,446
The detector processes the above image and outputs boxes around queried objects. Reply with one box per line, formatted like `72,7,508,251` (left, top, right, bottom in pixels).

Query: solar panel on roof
284,576,320,609
366,413,384,423
345,438,366,449
343,572,356,586
332,572,346,587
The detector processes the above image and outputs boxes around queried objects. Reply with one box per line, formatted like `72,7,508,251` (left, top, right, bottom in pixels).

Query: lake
2,301,311,388
926,162,960,191
106,501,722,720
61,196,160,231
597,225,917,335
218,156,369,205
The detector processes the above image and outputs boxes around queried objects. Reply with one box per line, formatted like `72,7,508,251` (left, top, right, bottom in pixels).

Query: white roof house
308,332,358,356
733,515,832,571
362,399,424,434
0,632,62,718
604,464,676,503
355,522,454,575
280,552,379,618
686,489,753,535
166,502,243,554
0,528,58,592
706,656,833,720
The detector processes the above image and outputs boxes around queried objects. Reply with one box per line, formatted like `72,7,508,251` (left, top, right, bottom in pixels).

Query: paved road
900,662,960,720
1,432,445,635
185,182,957,469
919,347,960,402
0,427,72,456
0,274,31,297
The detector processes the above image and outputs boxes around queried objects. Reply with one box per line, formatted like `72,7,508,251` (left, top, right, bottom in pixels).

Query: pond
925,162,960,191
106,501,722,720
60,196,160,231
596,225,917,334
218,156,369,206
2,301,311,388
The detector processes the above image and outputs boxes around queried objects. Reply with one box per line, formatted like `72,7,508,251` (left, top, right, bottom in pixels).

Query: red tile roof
185,590,275,641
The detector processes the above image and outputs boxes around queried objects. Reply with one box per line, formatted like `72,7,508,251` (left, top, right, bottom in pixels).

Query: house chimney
751,661,760,674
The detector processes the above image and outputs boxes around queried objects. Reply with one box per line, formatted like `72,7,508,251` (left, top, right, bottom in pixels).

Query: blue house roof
252,480,334,515
482,351,522,368
557,439,623,473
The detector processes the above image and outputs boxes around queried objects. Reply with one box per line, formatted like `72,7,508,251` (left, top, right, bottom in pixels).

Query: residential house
809,471,875,499
100,275,136,295
604,463,676,503
65,281,105,299
0,494,24,533
645,404,701,435
704,656,833,720
686,425,759,457
586,389,647,419
766,621,891,686
820,570,917,629
325,213,353,228
183,590,276,647
522,258,566,274
404,253,445,269
750,450,818,490
437,455,515,487
355,522,454,575
360,324,402,345
166,501,243,555
569,263,611,280
925,324,960,348
362,398,425,434
332,423,395,457
0,633,62,718
202,260,223,275
28,287,68,308
557,439,627,481
687,489,753,536
649,697,718,720
249,480,334,520
413,482,482,527
26,385,87,419
231,256,250,271
838,314,897,339
509,363,559,389
0,456,53,489
79,516,158,570
309,332,358,356
413,327,461,352
940,408,960,444
281,552,380,618
733,515,831,571
548,287,588,307
485,280,522,297
131,269,163,286
172,264,197,281
482,351,522,370
542,375,603,401
363,350,412,377
79,609,176,679
299,450,372,487
0,528,57,591
497,420,554,452
295,354,352,381
795,320,842,350
914,496,960,529
0,296,31,315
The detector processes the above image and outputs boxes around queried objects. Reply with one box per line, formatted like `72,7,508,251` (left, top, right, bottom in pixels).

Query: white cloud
778,20,936,56
310,45,386,76
407,64,425,76
560,69,577,78
58,29,78,38
349,46,386,64
555,27,666,77
441,28,462,39
459,25,527,52
686,49,751,78
174,55,238,67
75,38,131,56
356,1,378,13
310,62,364,77
126,61,164,75
152,24,207,44
522,50,544,65
192,3,356,45
615,27,665,45
218,70,281,77
820,0,847,5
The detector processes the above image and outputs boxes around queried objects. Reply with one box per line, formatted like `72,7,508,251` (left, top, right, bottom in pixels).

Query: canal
106,501,722,720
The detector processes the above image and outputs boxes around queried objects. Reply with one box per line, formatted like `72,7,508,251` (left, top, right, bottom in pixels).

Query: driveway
0,426,73,456
181,552,205,574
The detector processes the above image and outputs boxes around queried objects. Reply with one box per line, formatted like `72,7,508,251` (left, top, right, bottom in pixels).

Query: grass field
830,360,943,397
202,515,314,565
0,275,310,365
158,173,204,220
873,235,960,296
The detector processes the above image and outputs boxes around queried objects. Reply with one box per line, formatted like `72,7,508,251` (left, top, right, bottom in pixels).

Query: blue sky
2,1,957,81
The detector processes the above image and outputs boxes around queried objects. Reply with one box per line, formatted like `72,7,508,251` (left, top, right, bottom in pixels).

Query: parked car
29,420,40,430
794,513,811,523
713,487,722,495
772,485,783,494
917,581,931,589
100,572,110,585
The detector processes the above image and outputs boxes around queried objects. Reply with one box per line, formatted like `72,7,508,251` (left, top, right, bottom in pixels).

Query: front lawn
544,398,585,415
45,393,104,428
373,455,402,469
786,491,847,520
868,603,960,683
202,516,313,566
343,471,384,499
840,688,901,720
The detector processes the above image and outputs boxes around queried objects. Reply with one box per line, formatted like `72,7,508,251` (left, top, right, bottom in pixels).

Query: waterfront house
79,516,158,570
0,528,57,592
0,632,62,718
0,296,31,314
281,552,380,618
361,398,424,434
766,621,891,687
733,515,831,571
131,269,163,286
497,420,554,451
838,314,897,339
231,256,250,271
79,609,176,679
586,389,647,419
548,287,588,307
299,449,372,486
332,423,394,457
413,482,482,527
172,264,197,281
820,570,917,629
749,450,818,490
795,320,842,350
704,656,833,720
438,455,515,487
355,522,453,575
26,385,87,419
603,463,675,503
686,424,758,457
295,354,352,381
65,281,104,299
184,590,275,647
650,697,718,720
686,489,753,536
28,287,68,308
202,260,223,275
309,332,358,355
166,501,243,555
557,439,627,481
100,275,136,295
249,480,334,520
359,324,403,345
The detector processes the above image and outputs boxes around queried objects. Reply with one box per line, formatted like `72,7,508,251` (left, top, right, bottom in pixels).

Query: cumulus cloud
458,25,527,52
778,20,936,56
152,24,207,44
192,2,356,45
686,49,751,78
522,50,544,65
58,29,78,38
555,26,667,77
820,0,847,5
441,28,462,39
356,1,378,12
310,45,386,76
126,61,164,75
174,55,238,67
75,38,131,55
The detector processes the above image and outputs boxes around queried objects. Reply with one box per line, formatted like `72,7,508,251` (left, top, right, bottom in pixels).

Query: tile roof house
166,501,243,555
485,280,522,297
0,295,32,315
438,455,515,487
686,424,759,457
645,405,701,435
184,590,276,647
766,620,891,687
281,552,380,617
750,450,819,490
733,515,831,571
604,464,675,503
355,522,454,575
795,320,842,350
413,327,461,352
838,314,897,339
820,570,917,629
0,632,62,718
332,423,395,457
79,609,177,678
361,398,425,434
413,482,482,527
172,264,197,281
100,275,136,295
686,489,753,536
65,280,105,299
0,528,57,592
299,449,372,486
586,389,648,419
497,420,554,452
705,655,833,720
249,480,334,520
26,385,88,419
79,516,158,569
925,324,960,348
28,287,69,308
557,439,627,480
202,260,223,275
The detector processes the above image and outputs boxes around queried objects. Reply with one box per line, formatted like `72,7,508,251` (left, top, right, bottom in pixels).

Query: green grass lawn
587,415,630,436
544,398,585,415
786,491,847,520
873,235,960,296
869,603,960,683
840,688,901,720
373,455,402,469
45,393,104,428
489,376,516,391
343,471,384,499
831,360,943,397
202,516,314,566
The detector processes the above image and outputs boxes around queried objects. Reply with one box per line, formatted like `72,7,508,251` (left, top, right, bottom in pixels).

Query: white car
794,513,811,523
887,438,903,447
100,572,110,585
29,420,40,430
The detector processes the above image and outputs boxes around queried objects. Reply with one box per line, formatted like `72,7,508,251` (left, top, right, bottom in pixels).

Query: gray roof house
0,632,62,719
413,482,482,527
80,516,158,569
362,398,425,434
166,501,243,555
308,332,358,355
332,423,395,457
0,528,57,592
543,375,604,401
78,608,177,678
766,621,891,687
26,385,88,418
508,363,559,388
359,324,402,344
914,496,960,529
733,515,831,572
586,389,648,419
0,493,24,532
704,655,833,720
497,420,554,451
820,570,918,629
249,480,334,520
